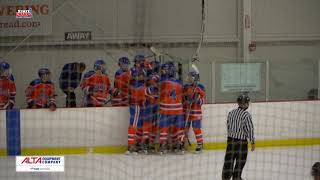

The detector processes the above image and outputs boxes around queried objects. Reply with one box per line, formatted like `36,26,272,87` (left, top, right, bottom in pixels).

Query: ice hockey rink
0,100,319,180
0,146,319,180
1,0,320,180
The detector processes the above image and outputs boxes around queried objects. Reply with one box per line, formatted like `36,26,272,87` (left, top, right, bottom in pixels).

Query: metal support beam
238,0,252,62
243,0,252,62
266,60,270,101
211,61,216,103
318,60,320,99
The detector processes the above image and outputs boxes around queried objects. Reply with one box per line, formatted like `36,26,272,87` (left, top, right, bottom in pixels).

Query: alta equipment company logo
16,8,33,18
16,156,64,172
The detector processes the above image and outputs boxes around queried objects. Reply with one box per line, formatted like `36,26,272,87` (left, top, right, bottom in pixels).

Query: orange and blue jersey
145,79,159,119
183,83,205,144
141,73,160,144
144,73,159,119
128,68,147,145
0,75,16,109
129,80,146,106
25,79,56,108
146,73,160,105
158,77,185,144
148,74,160,87
159,77,183,115
137,73,160,144
80,70,111,107
129,67,145,85
129,67,148,106
183,83,206,121
112,69,131,106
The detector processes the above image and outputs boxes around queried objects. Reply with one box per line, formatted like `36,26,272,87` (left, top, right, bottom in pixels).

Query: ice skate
194,143,203,154
176,142,185,155
159,144,168,155
148,144,156,153
125,145,138,155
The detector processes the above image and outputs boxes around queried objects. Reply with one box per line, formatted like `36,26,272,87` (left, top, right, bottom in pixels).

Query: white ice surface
0,146,319,180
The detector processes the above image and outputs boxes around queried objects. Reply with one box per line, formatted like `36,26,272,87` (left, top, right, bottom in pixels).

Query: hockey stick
2,103,9,110
192,0,206,62
150,46,184,82
0,89,12,110
180,63,200,146
184,106,193,146
84,95,112,107
150,2,205,64
54,94,67,100
182,89,200,147
150,46,162,57
150,47,184,63
104,97,112,105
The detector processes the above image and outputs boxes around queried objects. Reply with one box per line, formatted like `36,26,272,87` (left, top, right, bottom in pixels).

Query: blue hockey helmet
188,71,200,82
161,61,176,77
118,57,130,65
38,68,51,77
134,54,145,65
94,59,106,72
0,61,11,77
161,62,169,72
0,61,10,72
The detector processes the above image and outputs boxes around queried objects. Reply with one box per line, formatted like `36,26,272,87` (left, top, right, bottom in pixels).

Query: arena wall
1,0,320,106
1,101,319,155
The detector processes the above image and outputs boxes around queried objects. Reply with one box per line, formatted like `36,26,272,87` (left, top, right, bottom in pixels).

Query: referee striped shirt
227,107,255,144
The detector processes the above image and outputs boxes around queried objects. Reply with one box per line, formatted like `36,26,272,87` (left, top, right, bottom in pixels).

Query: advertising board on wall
221,63,262,92
0,0,52,37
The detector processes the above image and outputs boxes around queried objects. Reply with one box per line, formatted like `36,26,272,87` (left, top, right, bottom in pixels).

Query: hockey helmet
134,54,145,66
188,71,200,82
237,94,250,104
94,59,106,73
0,61,11,77
38,68,50,77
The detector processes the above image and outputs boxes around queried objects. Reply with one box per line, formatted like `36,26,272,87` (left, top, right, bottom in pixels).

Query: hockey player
183,71,206,153
142,60,160,153
0,61,16,110
25,68,56,111
158,61,184,155
112,57,131,106
80,59,111,107
126,55,147,154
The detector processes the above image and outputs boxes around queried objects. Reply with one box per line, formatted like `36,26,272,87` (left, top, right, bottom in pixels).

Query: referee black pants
222,137,248,180
63,90,77,108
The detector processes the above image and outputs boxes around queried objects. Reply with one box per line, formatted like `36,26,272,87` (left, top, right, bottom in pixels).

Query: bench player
25,68,56,111
0,61,16,110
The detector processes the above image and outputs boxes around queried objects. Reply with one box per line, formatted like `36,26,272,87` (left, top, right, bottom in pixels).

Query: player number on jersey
169,90,176,100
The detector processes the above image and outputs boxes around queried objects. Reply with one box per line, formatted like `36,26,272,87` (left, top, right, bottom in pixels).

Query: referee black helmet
237,94,250,104
312,162,320,177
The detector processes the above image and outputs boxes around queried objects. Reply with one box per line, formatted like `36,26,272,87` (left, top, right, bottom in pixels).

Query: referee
59,62,86,107
222,94,255,180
